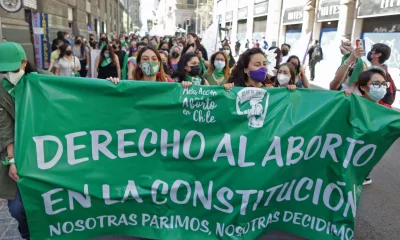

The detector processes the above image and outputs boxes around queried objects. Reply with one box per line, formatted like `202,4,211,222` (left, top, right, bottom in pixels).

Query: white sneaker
363,178,372,186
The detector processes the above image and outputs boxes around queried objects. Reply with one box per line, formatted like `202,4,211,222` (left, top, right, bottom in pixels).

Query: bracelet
2,156,14,166
343,61,351,67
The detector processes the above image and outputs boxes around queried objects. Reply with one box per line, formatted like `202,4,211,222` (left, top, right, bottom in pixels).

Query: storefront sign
225,11,233,22
238,7,248,20
31,12,51,69
358,0,400,18
317,0,340,22
253,1,268,16
362,16,400,33
283,6,303,25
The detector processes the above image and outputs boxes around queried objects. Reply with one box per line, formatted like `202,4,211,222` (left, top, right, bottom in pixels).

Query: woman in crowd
126,42,148,80
273,63,297,90
97,33,108,50
222,43,236,68
159,50,174,77
169,37,176,49
177,40,186,51
224,48,272,89
169,46,181,71
142,36,149,45
183,33,208,61
113,40,126,71
48,39,63,72
94,45,120,79
110,46,173,83
287,55,310,88
203,51,230,86
159,41,169,51
353,68,391,106
54,44,81,77
174,52,209,86
72,36,90,77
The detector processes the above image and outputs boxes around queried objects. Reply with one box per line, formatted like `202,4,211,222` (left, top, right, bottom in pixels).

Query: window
187,0,194,4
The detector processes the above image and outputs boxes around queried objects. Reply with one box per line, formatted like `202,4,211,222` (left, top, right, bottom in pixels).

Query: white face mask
223,50,230,56
277,74,290,86
5,70,25,85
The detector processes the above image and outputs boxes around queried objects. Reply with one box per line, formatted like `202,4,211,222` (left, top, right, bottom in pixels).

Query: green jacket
0,77,17,200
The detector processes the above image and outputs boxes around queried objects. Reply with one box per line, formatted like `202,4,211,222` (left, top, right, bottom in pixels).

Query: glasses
371,81,390,88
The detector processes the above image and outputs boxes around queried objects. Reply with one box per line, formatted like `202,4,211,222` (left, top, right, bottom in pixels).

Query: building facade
0,0,132,68
216,0,400,80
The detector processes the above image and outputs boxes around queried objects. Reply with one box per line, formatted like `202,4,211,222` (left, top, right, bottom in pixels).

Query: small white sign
33,28,44,35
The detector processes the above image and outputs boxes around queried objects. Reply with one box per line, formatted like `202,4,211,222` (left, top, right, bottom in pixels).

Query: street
1,124,399,240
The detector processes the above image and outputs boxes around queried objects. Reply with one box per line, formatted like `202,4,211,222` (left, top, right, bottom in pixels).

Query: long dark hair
222,43,236,67
75,36,85,58
188,33,202,50
228,48,267,87
132,46,169,82
287,55,301,76
99,45,117,67
158,41,169,50
58,44,71,59
274,63,296,87
174,52,204,83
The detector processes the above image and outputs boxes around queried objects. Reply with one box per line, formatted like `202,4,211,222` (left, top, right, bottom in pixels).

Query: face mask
104,53,110,58
214,60,225,71
90,37,94,41
248,67,267,82
130,47,137,52
223,50,230,56
101,37,107,42
188,65,200,76
368,86,386,101
367,51,372,62
112,44,117,50
161,48,169,51
141,61,160,76
75,40,82,45
282,49,289,56
65,50,73,56
5,70,24,85
277,74,291,86
171,52,179,58
165,38,169,42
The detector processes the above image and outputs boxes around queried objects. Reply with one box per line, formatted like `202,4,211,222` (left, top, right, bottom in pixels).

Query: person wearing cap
0,42,30,240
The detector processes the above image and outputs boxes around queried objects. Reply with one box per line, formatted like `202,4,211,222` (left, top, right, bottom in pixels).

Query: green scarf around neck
101,57,112,67
213,69,225,79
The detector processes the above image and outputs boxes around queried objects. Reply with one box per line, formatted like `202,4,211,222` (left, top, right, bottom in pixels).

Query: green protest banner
15,74,400,240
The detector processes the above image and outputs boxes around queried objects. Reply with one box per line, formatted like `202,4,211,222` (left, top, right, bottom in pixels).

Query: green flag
15,74,400,240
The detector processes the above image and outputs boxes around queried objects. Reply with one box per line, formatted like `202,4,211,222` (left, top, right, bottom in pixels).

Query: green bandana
185,75,202,85
99,41,107,50
340,53,364,85
213,69,225,79
141,62,160,76
101,57,112,67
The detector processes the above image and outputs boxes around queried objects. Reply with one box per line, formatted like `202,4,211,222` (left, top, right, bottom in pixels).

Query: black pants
309,59,318,81
79,58,88,77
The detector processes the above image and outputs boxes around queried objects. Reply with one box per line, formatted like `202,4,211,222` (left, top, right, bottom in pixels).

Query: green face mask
141,61,160,76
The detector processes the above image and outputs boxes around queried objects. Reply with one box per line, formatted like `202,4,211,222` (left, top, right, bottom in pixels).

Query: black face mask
161,48,169,51
163,62,168,70
171,52,179,58
90,38,94,41
65,50,73,56
100,37,107,42
367,51,372,62
282,49,289,56
188,65,200,76
112,44,117,50
75,40,82,45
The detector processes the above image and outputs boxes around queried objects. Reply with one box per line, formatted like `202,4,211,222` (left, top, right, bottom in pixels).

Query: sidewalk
0,200,21,240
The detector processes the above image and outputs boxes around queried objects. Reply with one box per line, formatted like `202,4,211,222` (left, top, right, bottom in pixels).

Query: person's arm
300,67,310,88
86,48,90,69
115,56,121,79
94,56,100,78
204,80,210,86
48,61,55,72
75,57,81,71
329,48,363,90
54,61,60,75
128,62,135,80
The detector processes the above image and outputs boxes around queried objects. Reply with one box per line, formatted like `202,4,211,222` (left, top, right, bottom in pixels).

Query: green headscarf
340,53,364,85
101,56,111,67
185,75,202,85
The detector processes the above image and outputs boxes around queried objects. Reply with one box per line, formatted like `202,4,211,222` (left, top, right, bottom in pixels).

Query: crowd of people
0,29,397,240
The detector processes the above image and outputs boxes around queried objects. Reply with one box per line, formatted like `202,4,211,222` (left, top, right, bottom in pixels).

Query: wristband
2,156,14,166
